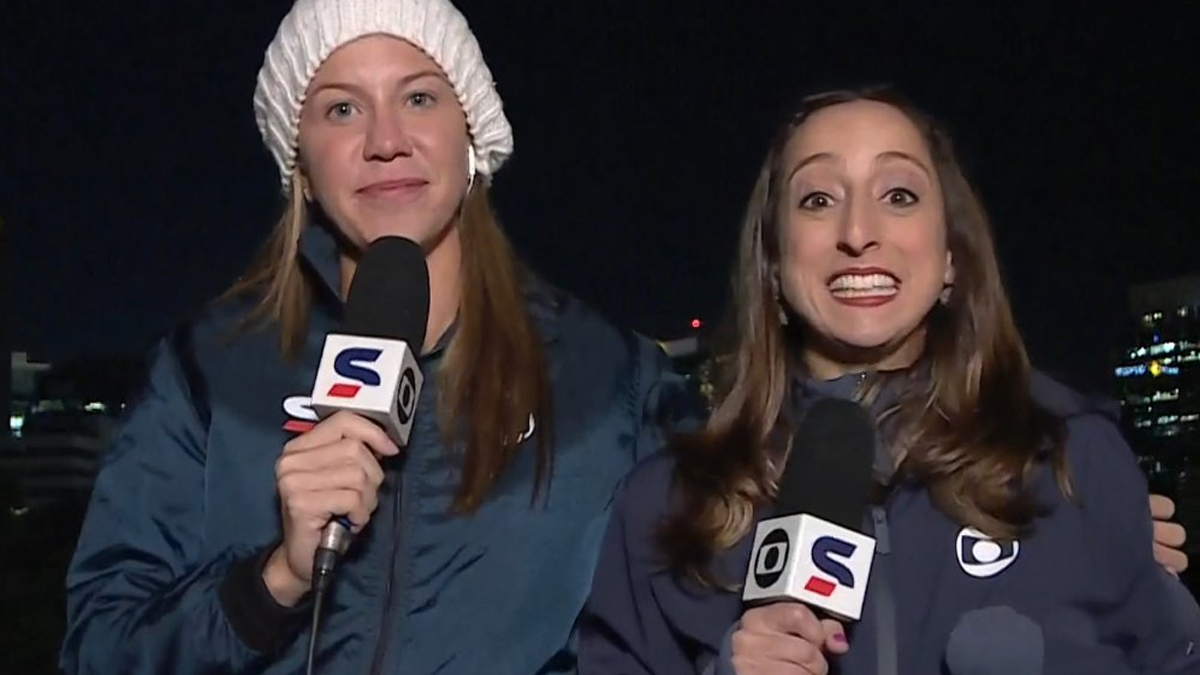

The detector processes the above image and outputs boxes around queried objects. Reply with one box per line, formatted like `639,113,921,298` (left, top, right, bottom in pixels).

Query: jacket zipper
869,505,899,675
368,473,406,675
367,353,434,675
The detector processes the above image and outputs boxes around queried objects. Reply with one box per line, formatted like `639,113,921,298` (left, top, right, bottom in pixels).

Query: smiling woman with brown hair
579,87,1200,675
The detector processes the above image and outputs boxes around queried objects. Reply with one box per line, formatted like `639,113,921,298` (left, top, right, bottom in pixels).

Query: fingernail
833,632,848,645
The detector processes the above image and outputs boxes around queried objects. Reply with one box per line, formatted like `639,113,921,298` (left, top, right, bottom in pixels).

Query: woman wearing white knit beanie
59,1,697,674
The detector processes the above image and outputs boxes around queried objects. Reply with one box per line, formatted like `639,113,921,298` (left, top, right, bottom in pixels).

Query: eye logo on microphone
956,526,1020,578
327,347,384,398
396,365,418,424
803,535,857,597
753,529,790,588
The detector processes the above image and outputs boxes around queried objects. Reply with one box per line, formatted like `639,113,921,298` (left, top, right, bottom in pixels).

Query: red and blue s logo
804,535,857,597
327,347,383,398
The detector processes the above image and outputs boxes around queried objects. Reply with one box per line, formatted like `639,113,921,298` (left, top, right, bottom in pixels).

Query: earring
294,174,312,203
466,147,477,192
939,285,953,306
771,276,790,326
774,289,790,327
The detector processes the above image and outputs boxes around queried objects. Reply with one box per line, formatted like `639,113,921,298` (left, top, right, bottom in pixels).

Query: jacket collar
792,361,928,406
298,222,345,310
297,223,563,347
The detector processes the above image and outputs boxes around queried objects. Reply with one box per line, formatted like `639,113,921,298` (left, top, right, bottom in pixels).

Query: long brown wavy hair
659,87,1068,585
225,174,553,513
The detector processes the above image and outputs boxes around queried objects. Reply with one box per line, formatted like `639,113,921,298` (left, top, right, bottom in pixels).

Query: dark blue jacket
578,372,1200,674
59,225,696,675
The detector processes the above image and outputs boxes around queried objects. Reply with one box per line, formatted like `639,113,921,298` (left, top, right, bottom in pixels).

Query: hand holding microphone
733,398,877,675
262,236,430,606
732,603,848,675
263,412,399,606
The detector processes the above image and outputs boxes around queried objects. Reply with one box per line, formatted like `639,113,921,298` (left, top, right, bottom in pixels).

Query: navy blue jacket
60,225,697,675
578,372,1200,674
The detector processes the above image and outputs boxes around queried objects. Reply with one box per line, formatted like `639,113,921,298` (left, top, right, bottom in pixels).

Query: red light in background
690,318,702,329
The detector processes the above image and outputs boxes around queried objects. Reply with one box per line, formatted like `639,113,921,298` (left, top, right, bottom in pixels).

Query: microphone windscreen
342,236,430,348
775,398,876,530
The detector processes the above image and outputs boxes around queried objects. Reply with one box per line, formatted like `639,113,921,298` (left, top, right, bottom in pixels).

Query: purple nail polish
833,633,848,645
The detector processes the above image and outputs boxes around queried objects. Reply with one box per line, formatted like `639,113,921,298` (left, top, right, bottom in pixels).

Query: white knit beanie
253,0,513,191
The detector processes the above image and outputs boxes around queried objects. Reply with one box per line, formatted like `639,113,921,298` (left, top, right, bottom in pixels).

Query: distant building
0,214,9,438
659,335,703,373
1114,275,1200,557
1,354,143,511
657,331,720,414
10,352,52,436
0,421,116,511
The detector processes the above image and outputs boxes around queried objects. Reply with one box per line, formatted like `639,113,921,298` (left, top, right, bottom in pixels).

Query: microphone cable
305,520,352,675
304,583,327,675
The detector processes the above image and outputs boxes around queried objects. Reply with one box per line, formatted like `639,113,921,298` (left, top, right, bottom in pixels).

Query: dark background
4,3,1199,393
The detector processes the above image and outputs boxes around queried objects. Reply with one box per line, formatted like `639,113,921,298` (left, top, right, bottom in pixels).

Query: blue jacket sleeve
709,623,740,675
577,475,661,675
557,337,704,675
1043,416,1200,674
59,335,283,674
578,455,713,675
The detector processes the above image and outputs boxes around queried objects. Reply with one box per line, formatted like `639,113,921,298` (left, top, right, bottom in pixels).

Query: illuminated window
1149,342,1177,356
1147,361,1180,377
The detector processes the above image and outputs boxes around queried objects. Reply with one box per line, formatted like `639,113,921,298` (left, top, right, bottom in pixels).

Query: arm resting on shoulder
1043,417,1200,674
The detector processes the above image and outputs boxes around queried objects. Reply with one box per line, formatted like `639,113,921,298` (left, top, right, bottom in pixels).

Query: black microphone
302,236,429,675
944,606,1045,675
309,236,430,591
742,398,877,621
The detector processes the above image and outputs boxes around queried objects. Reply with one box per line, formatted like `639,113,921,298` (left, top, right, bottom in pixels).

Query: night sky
4,2,1199,394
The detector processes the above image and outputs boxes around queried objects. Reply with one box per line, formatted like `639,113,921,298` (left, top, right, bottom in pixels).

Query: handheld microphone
309,236,430,593
944,606,1045,675
741,398,877,621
